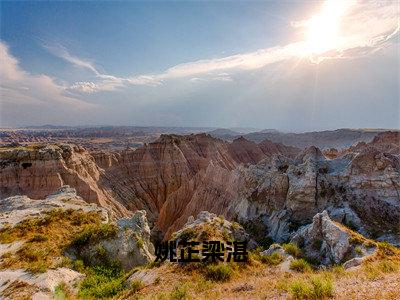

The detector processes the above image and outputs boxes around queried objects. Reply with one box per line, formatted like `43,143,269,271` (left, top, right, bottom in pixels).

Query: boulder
0,186,109,229
260,244,287,257
291,211,354,265
173,211,252,245
0,268,84,299
70,210,155,270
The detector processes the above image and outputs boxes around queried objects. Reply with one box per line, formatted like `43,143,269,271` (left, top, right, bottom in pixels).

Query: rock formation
1,131,399,244
172,211,251,245
0,185,109,229
68,210,155,270
290,211,374,265
0,144,129,216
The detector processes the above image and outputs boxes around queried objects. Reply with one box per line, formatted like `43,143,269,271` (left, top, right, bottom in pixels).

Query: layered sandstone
1,132,398,244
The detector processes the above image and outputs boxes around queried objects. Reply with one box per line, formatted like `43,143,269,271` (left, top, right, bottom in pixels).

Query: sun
303,0,354,55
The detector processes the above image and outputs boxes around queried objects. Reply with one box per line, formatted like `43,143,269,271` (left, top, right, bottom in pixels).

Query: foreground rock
68,210,155,270
0,185,109,229
172,211,252,246
0,187,155,298
0,268,83,300
291,211,375,266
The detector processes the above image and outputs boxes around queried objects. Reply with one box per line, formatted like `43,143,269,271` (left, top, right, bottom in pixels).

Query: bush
169,282,189,300
290,259,312,273
311,274,334,298
355,246,363,255
260,252,284,266
72,223,117,247
54,283,71,300
289,278,313,299
379,259,399,273
363,259,400,280
29,234,49,242
78,263,126,299
130,279,144,292
135,233,144,249
288,274,333,299
204,263,234,282
283,243,302,258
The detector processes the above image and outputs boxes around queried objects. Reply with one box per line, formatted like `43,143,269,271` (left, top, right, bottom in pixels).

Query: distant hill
208,128,240,141
243,128,396,149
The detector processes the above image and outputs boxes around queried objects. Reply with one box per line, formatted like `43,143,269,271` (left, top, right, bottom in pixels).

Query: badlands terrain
0,127,399,299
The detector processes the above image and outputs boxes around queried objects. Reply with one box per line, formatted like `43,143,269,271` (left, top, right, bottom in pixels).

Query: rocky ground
0,188,399,299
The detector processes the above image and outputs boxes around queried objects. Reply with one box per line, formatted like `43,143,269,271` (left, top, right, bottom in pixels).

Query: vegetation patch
0,209,105,273
281,273,334,300
290,259,312,273
204,263,235,282
71,223,117,247
283,243,302,258
169,282,190,300
363,259,400,280
77,261,127,299
260,252,284,266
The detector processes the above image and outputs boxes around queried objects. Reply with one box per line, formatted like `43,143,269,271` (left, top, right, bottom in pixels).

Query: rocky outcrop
172,211,252,246
290,211,375,266
0,268,84,300
231,140,400,245
0,185,109,229
0,145,129,216
68,210,155,270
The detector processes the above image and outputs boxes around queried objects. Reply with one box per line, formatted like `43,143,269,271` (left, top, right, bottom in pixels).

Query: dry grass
0,209,105,273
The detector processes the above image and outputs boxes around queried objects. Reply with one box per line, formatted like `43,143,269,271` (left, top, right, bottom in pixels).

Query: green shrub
289,278,313,299
260,252,284,266
310,274,334,298
290,259,312,273
288,274,333,299
72,223,117,247
283,243,302,258
130,279,144,292
54,283,70,300
379,259,399,273
78,263,126,299
204,263,234,282
29,234,49,242
135,233,144,249
355,246,363,255
73,259,86,273
169,282,189,300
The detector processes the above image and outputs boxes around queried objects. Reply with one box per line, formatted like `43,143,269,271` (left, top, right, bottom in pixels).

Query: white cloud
78,1,399,93
43,43,100,75
0,41,96,125
30,1,400,97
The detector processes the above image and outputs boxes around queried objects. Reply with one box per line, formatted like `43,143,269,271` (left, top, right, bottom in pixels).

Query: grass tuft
290,259,312,273
288,273,334,299
283,243,302,258
204,263,235,282
260,252,284,266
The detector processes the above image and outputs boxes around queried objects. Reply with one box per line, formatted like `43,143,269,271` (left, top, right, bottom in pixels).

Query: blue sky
0,0,399,131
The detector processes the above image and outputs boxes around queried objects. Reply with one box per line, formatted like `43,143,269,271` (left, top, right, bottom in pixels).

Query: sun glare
304,0,354,55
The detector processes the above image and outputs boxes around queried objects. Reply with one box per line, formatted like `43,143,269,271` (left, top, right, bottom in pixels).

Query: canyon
0,130,399,245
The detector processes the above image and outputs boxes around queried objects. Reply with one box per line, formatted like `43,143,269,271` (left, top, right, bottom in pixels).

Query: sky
0,0,399,131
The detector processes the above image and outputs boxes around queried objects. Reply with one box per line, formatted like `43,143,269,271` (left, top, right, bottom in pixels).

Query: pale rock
291,211,351,265
71,210,155,270
128,269,159,286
